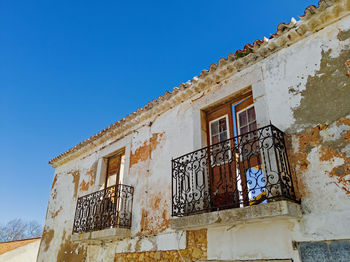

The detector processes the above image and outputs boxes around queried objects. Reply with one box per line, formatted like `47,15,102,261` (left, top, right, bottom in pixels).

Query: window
237,105,257,136
209,115,229,145
105,151,125,188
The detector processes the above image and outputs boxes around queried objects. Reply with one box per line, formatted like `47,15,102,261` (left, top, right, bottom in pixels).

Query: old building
37,1,350,261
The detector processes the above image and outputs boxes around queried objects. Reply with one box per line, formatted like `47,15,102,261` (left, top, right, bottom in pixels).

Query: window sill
72,227,130,243
171,200,301,230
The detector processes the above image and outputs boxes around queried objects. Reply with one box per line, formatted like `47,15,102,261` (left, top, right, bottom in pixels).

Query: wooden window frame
208,114,231,145
104,150,125,189
236,104,255,136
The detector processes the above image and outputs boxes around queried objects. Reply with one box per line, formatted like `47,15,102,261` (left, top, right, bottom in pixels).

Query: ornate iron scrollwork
73,184,134,233
172,124,297,217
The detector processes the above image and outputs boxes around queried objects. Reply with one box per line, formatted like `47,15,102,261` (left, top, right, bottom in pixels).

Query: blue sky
0,0,317,225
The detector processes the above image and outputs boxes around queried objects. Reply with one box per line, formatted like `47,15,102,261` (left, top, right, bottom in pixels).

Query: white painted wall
207,218,302,261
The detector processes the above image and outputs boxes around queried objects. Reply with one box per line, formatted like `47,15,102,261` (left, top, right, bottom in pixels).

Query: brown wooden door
234,96,259,206
207,104,240,210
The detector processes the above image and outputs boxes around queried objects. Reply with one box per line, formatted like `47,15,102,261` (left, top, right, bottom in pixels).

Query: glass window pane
240,126,248,135
219,118,227,132
211,121,218,135
219,132,227,141
212,134,219,144
249,121,257,132
247,107,256,122
239,112,247,126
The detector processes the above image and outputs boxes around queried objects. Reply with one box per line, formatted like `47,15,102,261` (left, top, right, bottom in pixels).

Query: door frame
205,92,255,209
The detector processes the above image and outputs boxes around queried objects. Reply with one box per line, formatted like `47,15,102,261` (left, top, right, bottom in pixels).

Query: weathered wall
38,10,350,262
204,13,350,262
114,229,206,262
262,15,350,241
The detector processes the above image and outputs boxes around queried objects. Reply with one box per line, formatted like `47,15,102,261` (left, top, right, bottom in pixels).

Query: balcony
171,124,299,227
72,184,134,241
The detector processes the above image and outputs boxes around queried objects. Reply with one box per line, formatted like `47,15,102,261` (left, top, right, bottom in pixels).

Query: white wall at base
115,231,186,253
207,219,301,262
0,240,40,262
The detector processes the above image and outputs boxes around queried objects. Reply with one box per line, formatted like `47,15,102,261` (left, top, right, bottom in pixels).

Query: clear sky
0,0,317,225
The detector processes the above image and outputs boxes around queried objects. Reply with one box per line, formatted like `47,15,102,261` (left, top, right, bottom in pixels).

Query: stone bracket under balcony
72,227,130,243
171,200,301,230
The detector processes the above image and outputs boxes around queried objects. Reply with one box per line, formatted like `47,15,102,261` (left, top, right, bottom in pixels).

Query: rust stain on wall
337,28,350,41
69,170,80,198
345,59,350,77
41,228,54,252
291,121,350,197
51,207,63,219
115,229,207,262
139,195,170,235
329,161,350,195
51,174,58,190
129,133,164,168
79,162,97,192
51,174,59,200
56,231,86,262
293,125,327,171
338,118,350,126
284,135,301,199
344,130,350,142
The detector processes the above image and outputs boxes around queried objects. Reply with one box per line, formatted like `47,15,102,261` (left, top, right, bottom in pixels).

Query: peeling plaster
139,195,170,235
79,162,97,192
129,132,164,168
56,231,86,262
291,118,350,197
337,28,350,41
115,230,206,261
42,228,54,252
69,170,80,198
51,206,63,219
51,174,58,190
293,48,350,127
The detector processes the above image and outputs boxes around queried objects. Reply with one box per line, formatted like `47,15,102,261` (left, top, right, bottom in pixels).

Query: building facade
37,1,350,261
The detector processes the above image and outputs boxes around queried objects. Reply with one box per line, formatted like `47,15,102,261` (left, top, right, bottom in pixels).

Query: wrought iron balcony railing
171,124,297,217
73,184,134,234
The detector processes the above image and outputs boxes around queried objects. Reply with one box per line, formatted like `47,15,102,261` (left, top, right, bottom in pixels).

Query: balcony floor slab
171,200,301,230
72,227,130,243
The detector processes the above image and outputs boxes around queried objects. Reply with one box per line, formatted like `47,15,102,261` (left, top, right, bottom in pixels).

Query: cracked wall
260,14,350,244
